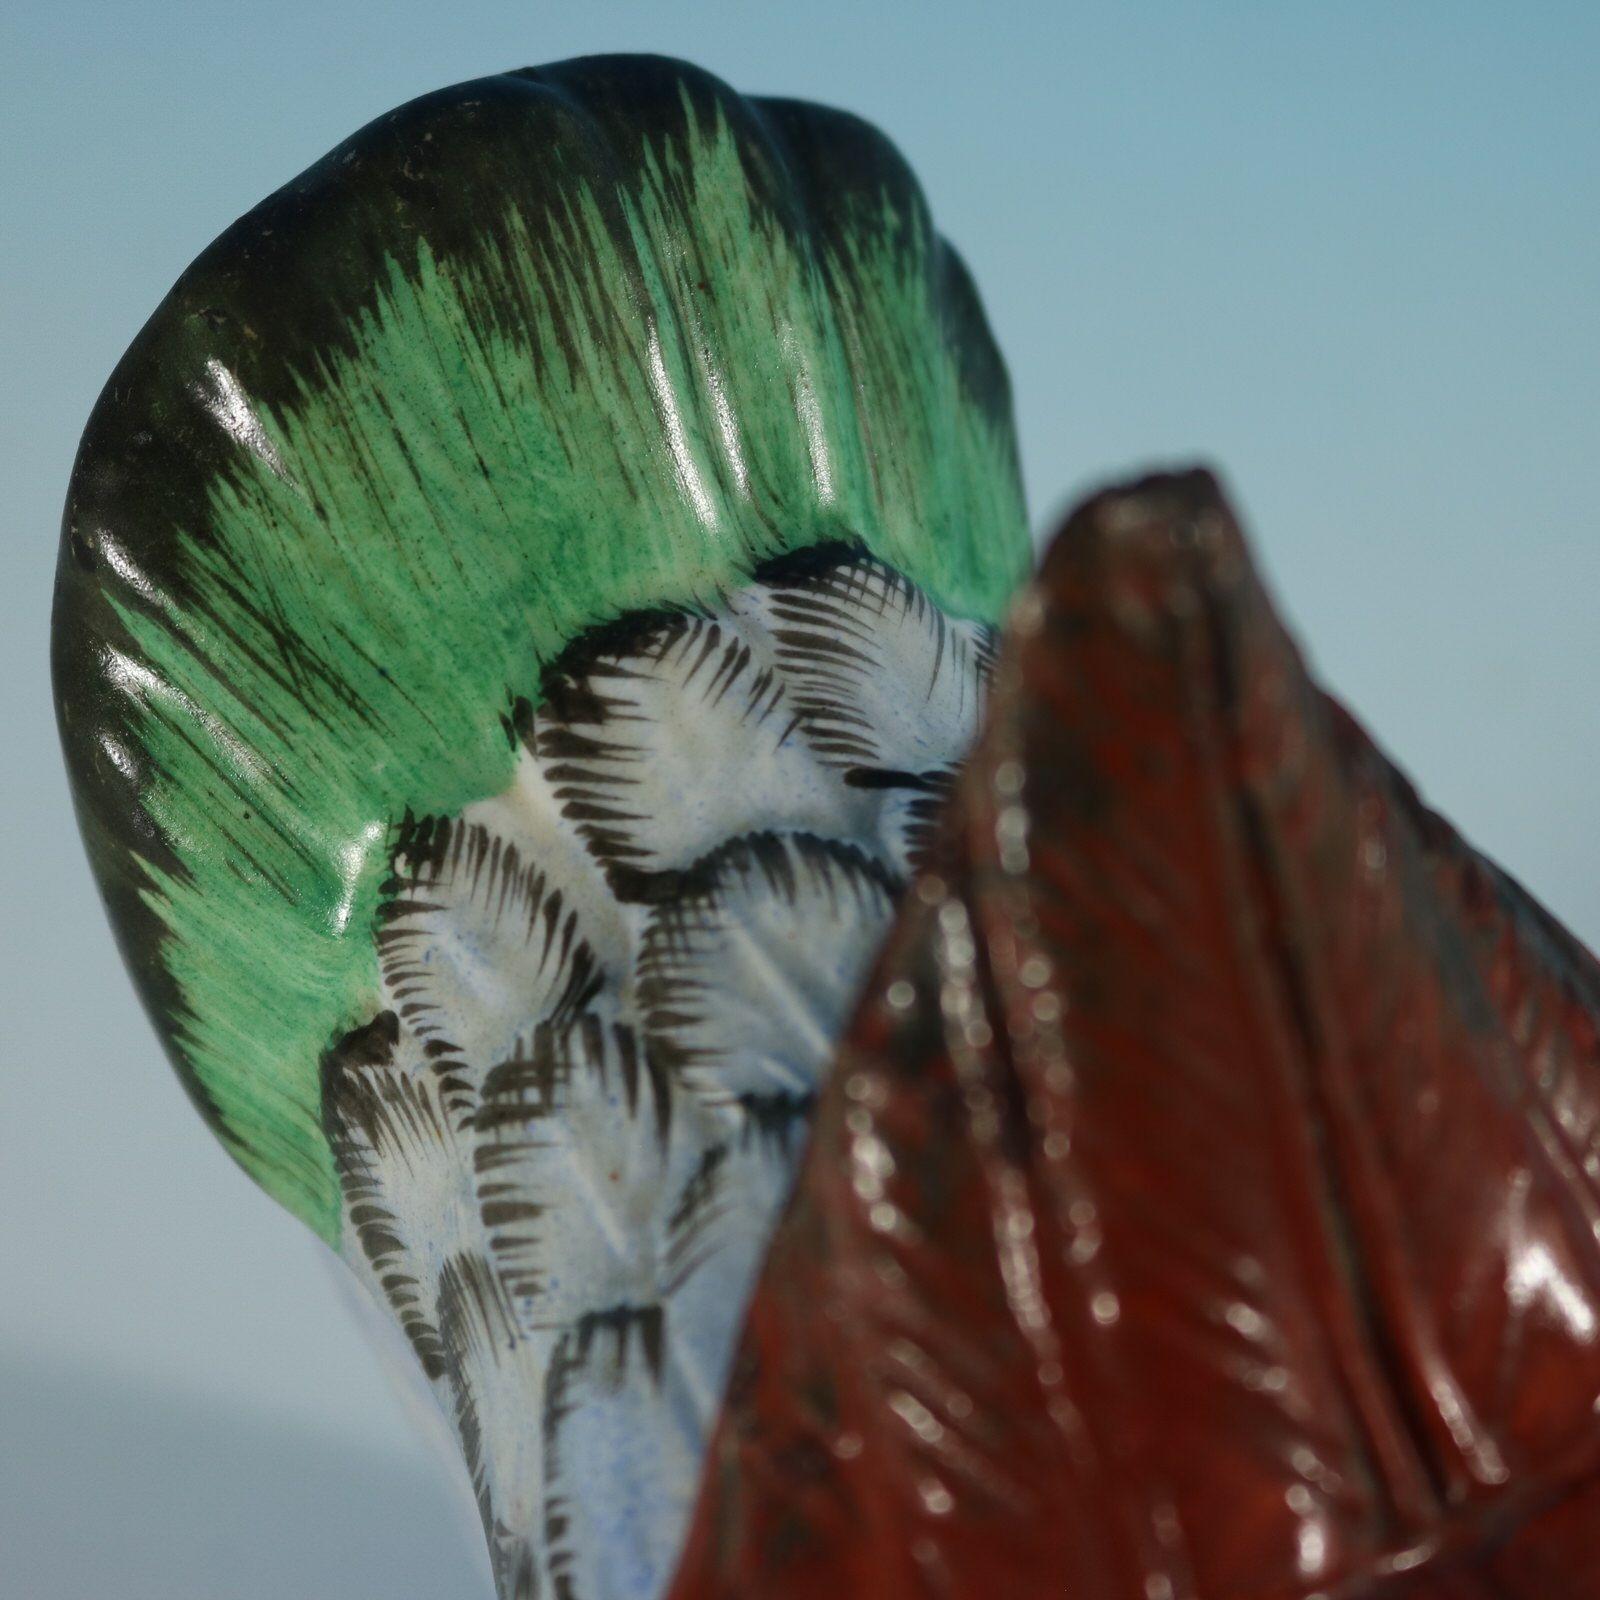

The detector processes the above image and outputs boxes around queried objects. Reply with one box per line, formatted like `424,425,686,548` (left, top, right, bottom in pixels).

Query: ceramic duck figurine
52,55,1029,1600
54,49,1600,1600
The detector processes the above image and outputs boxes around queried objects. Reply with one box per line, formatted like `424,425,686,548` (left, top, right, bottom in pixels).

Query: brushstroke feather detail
322,546,992,1596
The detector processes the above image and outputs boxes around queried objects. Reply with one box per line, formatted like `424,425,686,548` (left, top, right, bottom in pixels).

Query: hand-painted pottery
668,473,1600,1600
51,56,1028,1600
64,53,1600,1600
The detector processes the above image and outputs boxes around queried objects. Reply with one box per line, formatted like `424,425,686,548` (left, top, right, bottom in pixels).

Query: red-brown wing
666,471,1600,1599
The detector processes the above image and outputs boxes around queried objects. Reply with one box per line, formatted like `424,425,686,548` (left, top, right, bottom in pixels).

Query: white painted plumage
323,545,993,1600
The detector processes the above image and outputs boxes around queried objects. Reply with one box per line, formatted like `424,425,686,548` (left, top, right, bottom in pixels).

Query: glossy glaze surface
51,55,1028,1240
51,56,1029,1600
669,472,1600,1599
59,52,1600,1600
325,544,993,1597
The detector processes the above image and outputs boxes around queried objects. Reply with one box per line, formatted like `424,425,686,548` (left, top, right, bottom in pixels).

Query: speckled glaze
52,56,1028,1600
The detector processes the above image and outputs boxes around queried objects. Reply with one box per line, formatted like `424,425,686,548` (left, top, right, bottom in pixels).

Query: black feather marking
636,831,899,1108
377,811,608,1078
320,1010,450,1379
474,1019,676,1306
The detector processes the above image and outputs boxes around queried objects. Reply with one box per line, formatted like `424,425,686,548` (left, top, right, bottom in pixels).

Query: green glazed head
54,58,1028,1243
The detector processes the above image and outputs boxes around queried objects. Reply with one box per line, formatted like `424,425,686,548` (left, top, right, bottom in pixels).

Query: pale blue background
3,3,1597,1595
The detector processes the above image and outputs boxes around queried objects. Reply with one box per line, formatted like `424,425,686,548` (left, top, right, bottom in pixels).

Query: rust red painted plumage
666,471,1600,1599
